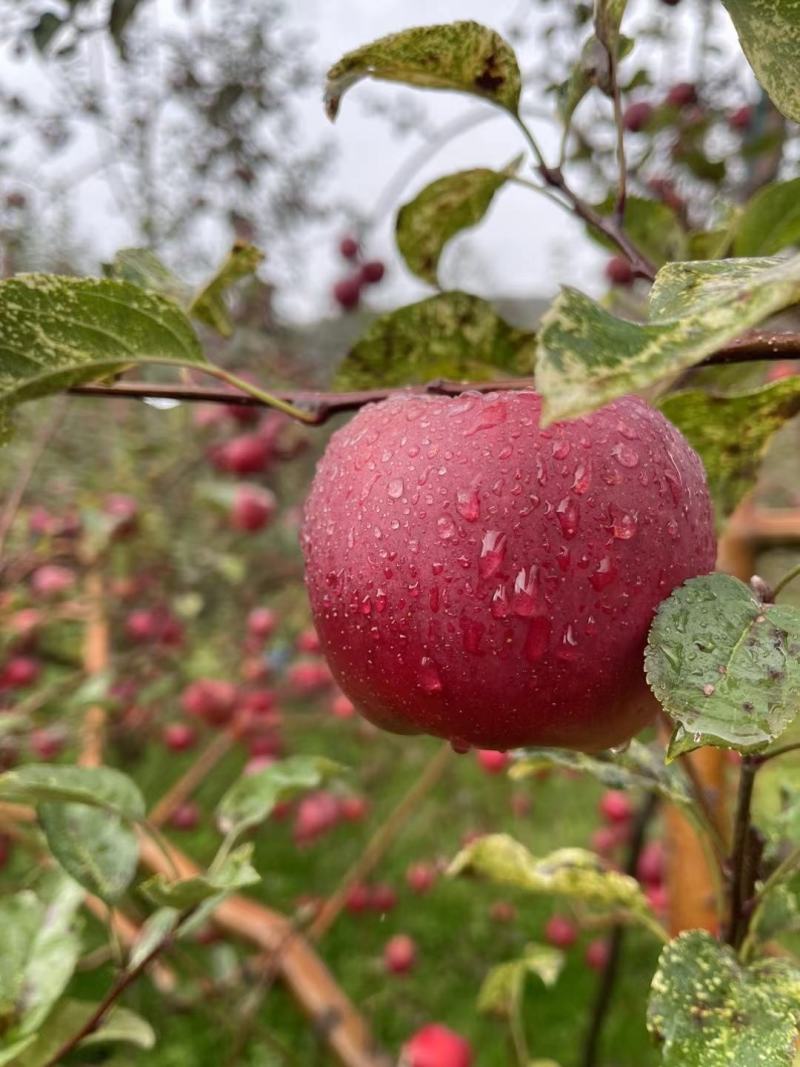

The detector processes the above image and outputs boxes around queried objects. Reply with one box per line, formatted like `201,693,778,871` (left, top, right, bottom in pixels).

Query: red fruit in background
586,938,611,972
333,276,361,311
360,260,385,285
403,1023,472,1067
646,883,669,917
244,755,275,776
545,914,578,948
370,883,398,913
302,391,715,752
666,81,697,108
247,607,278,640
623,100,653,132
340,794,368,822
296,628,322,654
124,609,183,647
29,727,66,761
600,790,633,825
212,433,270,475
28,506,56,536
163,723,197,752
345,882,371,914
406,862,437,894
104,493,139,536
647,177,685,215
169,802,200,831
231,485,277,532
339,235,360,260
330,692,356,719
729,105,753,131
181,679,238,726
476,749,510,775
489,900,517,923
287,661,333,695
592,824,627,856
248,732,283,758
1,656,40,689
293,790,340,843
240,689,277,717
384,933,417,975
30,564,75,598
510,792,532,818
8,609,41,638
605,255,634,286
637,840,665,886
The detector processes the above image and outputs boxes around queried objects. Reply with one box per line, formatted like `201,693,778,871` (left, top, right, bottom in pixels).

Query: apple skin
302,391,715,752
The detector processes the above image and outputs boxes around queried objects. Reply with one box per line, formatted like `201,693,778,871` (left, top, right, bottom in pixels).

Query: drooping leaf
594,0,629,56
0,275,204,441
396,161,520,286
536,253,800,424
647,930,800,1066
0,893,50,1033
12,1000,154,1067
103,248,192,307
127,908,180,971
325,21,521,120
39,802,139,903
0,764,144,820
588,196,688,267
721,2,800,124
216,755,343,839
478,944,564,1018
733,178,800,257
448,834,654,927
140,843,260,909
645,574,800,758
659,379,800,521
336,291,535,389
189,241,265,337
510,740,693,810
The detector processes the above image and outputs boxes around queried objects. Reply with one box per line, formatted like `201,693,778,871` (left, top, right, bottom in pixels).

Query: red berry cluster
332,234,386,312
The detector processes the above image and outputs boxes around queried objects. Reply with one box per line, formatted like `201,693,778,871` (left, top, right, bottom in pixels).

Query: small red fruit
170,802,200,831
592,825,627,856
370,883,397,913
345,882,371,914
333,276,362,311
247,607,278,640
605,255,635,286
586,938,611,972
403,1023,472,1067
212,434,271,475
360,260,385,285
293,790,340,843
637,840,665,886
489,900,517,923
340,794,368,822
666,82,697,109
476,749,510,775
384,933,416,975
545,914,578,948
287,661,333,694
331,692,356,719
30,564,75,598
339,235,360,260
231,485,277,532
29,727,65,761
646,883,669,917
623,101,653,132
729,105,753,131
104,493,139,536
296,628,322,654
406,862,437,894
163,723,197,752
600,790,633,825
1,656,40,689
180,679,238,726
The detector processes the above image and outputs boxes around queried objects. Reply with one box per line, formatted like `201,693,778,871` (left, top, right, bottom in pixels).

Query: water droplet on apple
612,512,638,540
611,443,639,468
456,486,480,522
479,530,507,579
590,556,617,591
419,657,443,693
511,566,538,617
436,515,456,540
387,478,404,499
556,497,579,539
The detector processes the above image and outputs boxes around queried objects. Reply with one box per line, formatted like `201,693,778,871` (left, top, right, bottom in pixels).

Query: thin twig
772,561,800,600
79,568,109,768
148,729,237,828
725,756,759,948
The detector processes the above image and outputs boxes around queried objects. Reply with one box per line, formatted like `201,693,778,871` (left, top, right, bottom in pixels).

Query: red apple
605,256,634,286
340,794,368,822
545,914,578,948
163,723,197,752
476,749,510,775
666,82,697,108
361,260,385,285
729,105,753,131
333,276,361,311
370,883,397,913
586,938,611,972
489,900,517,923
296,628,322,654
302,391,715,751
293,790,340,844
623,101,653,132
212,434,271,475
406,862,437,894
180,679,238,726
247,607,278,640
403,1023,472,1067
637,840,665,886
29,727,66,761
1,656,40,689
169,802,200,831
600,790,633,825
231,485,277,532
345,882,371,914
30,564,75,598
339,235,360,260
384,933,417,975
330,691,356,719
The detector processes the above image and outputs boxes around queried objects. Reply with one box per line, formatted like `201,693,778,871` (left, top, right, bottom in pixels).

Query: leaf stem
724,755,759,949
772,561,800,599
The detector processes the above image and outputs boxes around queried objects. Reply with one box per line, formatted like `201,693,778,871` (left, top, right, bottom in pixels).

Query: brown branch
0,397,65,557
64,329,800,424
148,729,237,828
79,568,109,768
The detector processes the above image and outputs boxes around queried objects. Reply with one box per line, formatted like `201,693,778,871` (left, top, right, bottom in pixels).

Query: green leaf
39,802,139,903
336,291,535,389
189,242,265,337
0,764,144,820
588,196,688,267
478,944,564,1018
510,740,693,810
108,0,141,58
594,0,629,55
733,178,800,257
536,253,800,424
12,1000,154,1067
645,573,800,758
396,161,520,286
103,248,192,307
217,755,343,839
140,843,260,909
659,379,800,521
721,2,800,124
648,930,800,1066
0,893,49,1033
325,21,521,120
750,885,800,948
128,908,180,971
0,275,204,441
448,834,654,925
31,13,63,53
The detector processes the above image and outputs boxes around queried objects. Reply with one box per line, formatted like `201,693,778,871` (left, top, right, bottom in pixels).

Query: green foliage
325,22,521,120
140,844,260,908
189,242,265,337
0,764,145,820
588,196,688,267
722,1,800,124
335,291,535,389
645,574,800,758
536,253,800,425
659,379,800,521
478,944,564,1017
10,1000,154,1067
396,162,520,286
216,755,343,840
594,0,630,56
647,930,800,1066
39,801,139,902
733,178,800,257
103,249,192,307
449,834,657,932
0,275,204,442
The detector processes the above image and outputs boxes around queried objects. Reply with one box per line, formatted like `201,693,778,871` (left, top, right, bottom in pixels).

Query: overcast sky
4,0,742,324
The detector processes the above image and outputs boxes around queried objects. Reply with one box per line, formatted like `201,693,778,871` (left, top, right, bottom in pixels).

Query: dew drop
456,486,481,522
491,584,509,619
552,439,571,460
572,462,591,495
436,515,456,540
590,556,617,591
463,400,507,436
479,530,507,579
387,478,404,499
460,617,485,655
511,566,538,617
556,623,579,661
556,546,570,573
419,657,443,694
450,737,471,754
611,443,639,468
429,587,440,612
612,512,638,540
556,497,579,540
666,518,679,540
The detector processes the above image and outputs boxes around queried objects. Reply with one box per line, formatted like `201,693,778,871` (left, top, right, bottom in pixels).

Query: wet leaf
733,178,800,257
0,764,144,820
478,944,564,1018
141,843,260,909
12,1000,154,1066
325,22,521,120
648,930,800,1066
189,242,265,337
645,574,800,758
588,196,688,267
721,2,800,124
336,291,535,389
39,803,139,903
396,162,520,286
659,379,800,522
103,248,192,307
